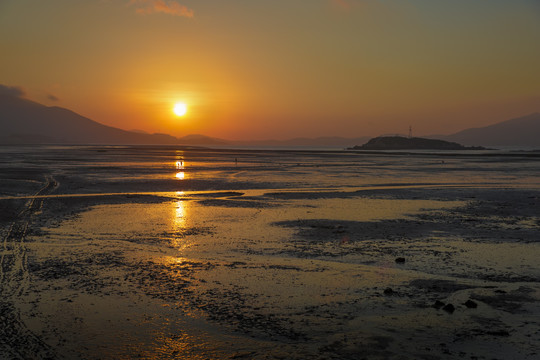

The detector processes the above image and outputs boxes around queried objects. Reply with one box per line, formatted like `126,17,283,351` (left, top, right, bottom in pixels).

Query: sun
173,102,187,117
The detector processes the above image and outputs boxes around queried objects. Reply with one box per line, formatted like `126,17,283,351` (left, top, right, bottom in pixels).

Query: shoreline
2,142,540,155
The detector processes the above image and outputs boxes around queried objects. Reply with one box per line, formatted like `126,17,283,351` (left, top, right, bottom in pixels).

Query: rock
464,300,478,308
432,300,445,309
395,257,406,264
442,304,455,313
383,288,394,295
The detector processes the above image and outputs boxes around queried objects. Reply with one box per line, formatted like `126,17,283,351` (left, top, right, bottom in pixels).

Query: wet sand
1,145,539,359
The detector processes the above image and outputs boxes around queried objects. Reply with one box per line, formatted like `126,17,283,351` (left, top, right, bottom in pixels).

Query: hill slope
0,94,179,144
0,94,367,147
442,113,540,146
3,92,538,147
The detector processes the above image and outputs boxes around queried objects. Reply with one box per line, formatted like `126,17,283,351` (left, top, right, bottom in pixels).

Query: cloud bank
0,84,25,97
130,0,194,17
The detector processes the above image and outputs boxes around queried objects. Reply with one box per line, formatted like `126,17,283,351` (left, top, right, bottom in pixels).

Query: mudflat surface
1,145,539,359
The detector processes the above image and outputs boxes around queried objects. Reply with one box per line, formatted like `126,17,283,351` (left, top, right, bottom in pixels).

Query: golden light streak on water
169,191,191,250
175,154,186,180
174,200,186,229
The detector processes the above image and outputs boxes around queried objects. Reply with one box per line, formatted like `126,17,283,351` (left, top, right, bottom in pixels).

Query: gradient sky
1,0,539,140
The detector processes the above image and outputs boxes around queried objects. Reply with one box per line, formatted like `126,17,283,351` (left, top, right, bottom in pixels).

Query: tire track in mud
0,176,58,359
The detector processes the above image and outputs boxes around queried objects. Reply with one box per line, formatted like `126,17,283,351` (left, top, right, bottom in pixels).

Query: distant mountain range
1,92,539,147
0,93,368,147
0,94,180,145
435,112,540,147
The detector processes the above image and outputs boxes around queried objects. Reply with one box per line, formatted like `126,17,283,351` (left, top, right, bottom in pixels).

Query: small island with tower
348,136,488,150
349,126,488,150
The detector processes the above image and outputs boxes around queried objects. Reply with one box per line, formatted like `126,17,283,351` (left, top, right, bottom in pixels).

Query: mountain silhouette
0,93,181,144
441,113,540,146
0,93,370,147
1,91,539,147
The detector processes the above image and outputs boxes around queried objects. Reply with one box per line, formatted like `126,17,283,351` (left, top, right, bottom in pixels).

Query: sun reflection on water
175,155,187,180
170,189,190,250
174,200,186,229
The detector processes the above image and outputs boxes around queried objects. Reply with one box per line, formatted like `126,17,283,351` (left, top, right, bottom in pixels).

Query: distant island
349,136,488,150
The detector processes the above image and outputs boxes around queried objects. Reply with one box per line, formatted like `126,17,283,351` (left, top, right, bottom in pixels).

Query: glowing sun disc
173,103,187,116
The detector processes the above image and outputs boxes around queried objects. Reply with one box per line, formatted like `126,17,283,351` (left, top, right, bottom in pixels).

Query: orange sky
1,0,539,140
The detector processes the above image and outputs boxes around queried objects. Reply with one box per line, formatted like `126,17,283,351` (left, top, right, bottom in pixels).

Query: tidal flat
1,145,539,359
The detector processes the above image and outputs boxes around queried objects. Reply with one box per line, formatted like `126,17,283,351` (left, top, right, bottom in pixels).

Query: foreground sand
1,145,539,359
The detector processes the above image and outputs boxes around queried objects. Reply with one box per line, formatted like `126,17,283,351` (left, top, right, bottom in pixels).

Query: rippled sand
1,145,539,359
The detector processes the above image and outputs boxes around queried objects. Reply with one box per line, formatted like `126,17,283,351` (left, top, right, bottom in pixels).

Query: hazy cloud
130,0,194,17
47,94,60,101
332,0,352,10
330,0,371,11
0,84,25,97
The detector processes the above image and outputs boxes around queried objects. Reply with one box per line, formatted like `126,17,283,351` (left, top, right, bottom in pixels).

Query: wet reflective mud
1,145,539,359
